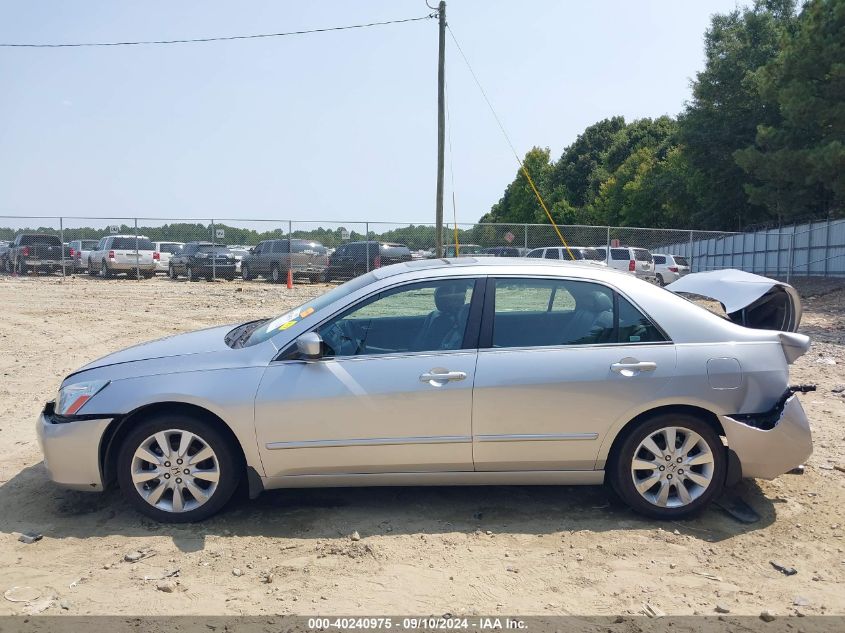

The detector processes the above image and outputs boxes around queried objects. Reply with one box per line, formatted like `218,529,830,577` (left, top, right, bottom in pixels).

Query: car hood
667,269,802,332
77,324,235,373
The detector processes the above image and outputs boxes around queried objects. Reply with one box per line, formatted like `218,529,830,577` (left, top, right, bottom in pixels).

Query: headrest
434,283,468,313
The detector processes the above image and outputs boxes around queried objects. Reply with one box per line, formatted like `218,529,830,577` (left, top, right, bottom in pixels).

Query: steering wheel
320,319,366,356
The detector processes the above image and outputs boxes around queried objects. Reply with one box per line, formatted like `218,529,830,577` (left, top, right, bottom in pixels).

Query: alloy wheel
130,429,220,514
630,426,714,508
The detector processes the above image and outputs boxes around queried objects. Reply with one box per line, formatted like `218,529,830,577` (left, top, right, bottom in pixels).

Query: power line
446,24,573,256
0,14,435,48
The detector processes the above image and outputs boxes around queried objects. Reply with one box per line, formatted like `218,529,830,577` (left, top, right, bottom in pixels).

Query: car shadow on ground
0,462,775,552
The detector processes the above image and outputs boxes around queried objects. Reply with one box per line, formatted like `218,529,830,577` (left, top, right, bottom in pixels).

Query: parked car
87,235,158,279
7,233,72,275
68,239,101,273
526,246,607,265
152,242,184,274
592,246,656,281
168,242,237,281
482,246,522,257
325,241,412,281
0,240,11,272
240,239,328,283
228,247,251,274
652,253,691,286
37,259,812,522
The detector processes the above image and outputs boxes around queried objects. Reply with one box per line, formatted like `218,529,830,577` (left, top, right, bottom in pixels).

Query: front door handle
611,360,657,376
419,369,467,385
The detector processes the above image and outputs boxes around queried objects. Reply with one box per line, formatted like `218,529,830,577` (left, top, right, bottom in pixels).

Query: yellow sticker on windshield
300,307,314,318
277,320,297,331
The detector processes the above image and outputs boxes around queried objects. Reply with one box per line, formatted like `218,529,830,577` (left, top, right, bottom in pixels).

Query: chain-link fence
1,216,843,283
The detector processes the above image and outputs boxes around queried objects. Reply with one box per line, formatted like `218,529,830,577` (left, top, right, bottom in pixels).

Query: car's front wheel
116,414,240,522
611,413,725,519
241,264,252,281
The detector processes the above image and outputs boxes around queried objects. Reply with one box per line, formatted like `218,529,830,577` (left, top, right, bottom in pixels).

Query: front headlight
57,380,109,415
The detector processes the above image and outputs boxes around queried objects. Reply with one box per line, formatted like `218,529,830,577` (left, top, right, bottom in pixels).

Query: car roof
370,256,634,282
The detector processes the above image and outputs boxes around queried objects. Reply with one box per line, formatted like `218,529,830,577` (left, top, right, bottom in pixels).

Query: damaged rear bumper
720,394,812,480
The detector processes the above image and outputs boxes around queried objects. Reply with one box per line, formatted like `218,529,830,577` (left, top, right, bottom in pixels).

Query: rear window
19,234,61,246
292,241,327,254
79,240,99,250
610,248,629,260
112,237,155,250
379,243,410,257
634,249,653,262
159,243,183,254
674,256,689,266
196,245,230,254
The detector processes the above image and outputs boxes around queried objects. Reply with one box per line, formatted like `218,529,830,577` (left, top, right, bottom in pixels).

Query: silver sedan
37,259,813,522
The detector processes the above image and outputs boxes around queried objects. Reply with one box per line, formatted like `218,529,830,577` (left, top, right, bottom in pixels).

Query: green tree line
483,0,844,231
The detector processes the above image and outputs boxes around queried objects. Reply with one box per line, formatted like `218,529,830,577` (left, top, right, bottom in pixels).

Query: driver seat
412,284,470,351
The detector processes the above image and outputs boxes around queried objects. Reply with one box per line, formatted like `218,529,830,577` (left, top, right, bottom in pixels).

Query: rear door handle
611,361,657,375
420,369,467,385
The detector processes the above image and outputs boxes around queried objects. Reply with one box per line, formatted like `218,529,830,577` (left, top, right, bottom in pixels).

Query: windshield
196,245,230,254
244,272,377,347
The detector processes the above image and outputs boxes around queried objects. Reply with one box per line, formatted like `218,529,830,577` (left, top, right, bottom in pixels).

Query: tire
100,260,113,279
88,259,97,276
143,271,154,279
241,264,252,281
18,260,28,275
187,266,198,282
116,413,241,523
169,265,178,280
657,274,665,287
224,275,235,282
610,413,725,520
271,264,281,284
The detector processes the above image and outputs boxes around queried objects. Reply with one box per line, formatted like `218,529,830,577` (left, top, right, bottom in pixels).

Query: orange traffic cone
286,269,293,289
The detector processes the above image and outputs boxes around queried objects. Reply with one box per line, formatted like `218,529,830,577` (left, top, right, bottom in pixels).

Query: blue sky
0,1,742,225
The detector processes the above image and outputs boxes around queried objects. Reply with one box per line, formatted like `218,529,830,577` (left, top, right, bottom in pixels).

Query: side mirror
296,332,324,360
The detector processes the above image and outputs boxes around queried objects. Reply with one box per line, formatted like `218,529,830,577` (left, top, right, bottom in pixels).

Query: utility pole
435,1,446,257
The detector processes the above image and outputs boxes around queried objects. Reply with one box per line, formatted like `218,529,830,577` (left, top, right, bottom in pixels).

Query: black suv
168,242,237,281
326,241,412,281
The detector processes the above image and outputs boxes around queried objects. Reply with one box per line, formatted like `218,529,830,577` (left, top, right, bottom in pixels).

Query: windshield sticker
277,320,298,331
264,305,317,334
300,307,315,318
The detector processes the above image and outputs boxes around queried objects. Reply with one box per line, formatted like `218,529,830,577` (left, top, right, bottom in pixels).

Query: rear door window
653,255,666,265
617,296,666,343
491,279,614,347
544,249,559,260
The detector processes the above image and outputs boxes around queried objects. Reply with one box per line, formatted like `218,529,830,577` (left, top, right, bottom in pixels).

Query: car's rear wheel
656,274,665,287
100,260,113,278
271,264,282,283
88,259,97,276
116,414,240,523
611,413,725,519
241,264,252,281
169,265,178,280
187,266,197,282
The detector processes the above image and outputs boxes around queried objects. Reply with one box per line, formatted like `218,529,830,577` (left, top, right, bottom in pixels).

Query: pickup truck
7,233,72,275
240,238,329,283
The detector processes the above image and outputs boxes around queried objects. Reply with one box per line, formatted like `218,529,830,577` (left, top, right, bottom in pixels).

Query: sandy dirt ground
0,272,843,618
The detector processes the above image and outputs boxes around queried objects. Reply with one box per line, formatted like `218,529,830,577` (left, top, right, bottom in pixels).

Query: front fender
80,367,267,477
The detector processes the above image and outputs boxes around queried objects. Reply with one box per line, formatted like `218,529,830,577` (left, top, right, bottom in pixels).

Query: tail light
69,248,76,258
628,259,635,272
22,246,30,257
374,255,382,268
153,251,160,261
108,250,115,260
668,266,679,273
